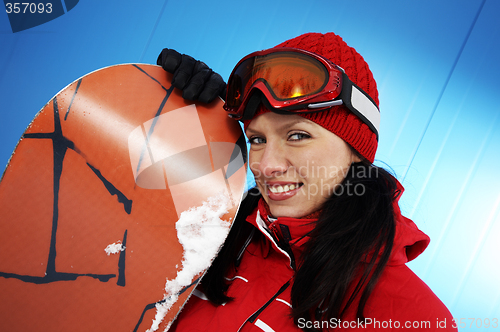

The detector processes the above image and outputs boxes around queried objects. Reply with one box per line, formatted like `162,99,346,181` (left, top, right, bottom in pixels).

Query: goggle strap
340,73,380,140
241,90,268,121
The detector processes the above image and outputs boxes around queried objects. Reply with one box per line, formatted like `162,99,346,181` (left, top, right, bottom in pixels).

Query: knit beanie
243,32,379,163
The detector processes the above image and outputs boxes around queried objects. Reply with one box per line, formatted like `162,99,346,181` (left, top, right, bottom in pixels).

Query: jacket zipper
236,280,291,332
255,211,296,270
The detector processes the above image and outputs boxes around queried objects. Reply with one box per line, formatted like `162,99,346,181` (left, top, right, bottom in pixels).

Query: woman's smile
265,181,304,200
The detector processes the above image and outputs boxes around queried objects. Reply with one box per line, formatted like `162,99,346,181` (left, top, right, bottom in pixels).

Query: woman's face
246,112,360,218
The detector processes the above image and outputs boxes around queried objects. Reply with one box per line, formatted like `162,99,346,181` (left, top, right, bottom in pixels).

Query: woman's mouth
266,183,303,201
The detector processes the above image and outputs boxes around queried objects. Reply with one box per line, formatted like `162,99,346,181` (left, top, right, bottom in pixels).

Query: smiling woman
157,32,457,331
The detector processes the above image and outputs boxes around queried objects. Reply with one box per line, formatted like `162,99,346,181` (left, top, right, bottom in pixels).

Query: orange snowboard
0,64,247,331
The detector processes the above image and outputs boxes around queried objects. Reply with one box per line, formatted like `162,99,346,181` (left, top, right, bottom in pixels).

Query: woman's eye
248,136,266,145
289,132,310,141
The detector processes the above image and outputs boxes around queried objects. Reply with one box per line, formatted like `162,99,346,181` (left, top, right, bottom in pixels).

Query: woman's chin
267,203,316,219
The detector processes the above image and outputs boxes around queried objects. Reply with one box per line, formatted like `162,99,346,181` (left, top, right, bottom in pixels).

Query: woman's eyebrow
272,119,314,134
246,118,312,135
279,118,311,130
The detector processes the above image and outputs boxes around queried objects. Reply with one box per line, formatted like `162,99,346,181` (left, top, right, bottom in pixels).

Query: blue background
1,0,499,327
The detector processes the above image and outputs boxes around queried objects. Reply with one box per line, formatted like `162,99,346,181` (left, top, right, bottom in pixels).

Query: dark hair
201,160,398,330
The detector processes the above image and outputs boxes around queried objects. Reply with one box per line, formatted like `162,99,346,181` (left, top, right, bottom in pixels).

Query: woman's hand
157,48,226,103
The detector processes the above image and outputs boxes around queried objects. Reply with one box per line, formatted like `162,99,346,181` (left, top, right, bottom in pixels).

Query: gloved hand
157,48,226,103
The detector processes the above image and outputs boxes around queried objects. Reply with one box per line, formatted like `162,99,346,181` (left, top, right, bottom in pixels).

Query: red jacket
171,184,456,331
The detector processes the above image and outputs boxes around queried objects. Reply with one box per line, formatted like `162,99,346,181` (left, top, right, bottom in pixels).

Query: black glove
157,48,226,103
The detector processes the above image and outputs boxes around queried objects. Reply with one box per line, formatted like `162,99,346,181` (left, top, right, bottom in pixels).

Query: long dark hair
201,160,398,329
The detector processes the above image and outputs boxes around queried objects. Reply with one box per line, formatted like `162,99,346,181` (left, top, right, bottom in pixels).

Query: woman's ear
350,147,363,164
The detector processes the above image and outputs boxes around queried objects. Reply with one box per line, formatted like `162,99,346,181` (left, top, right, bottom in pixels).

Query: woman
158,33,456,331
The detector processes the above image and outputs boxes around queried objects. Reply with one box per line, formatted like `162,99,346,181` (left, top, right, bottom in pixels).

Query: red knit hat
243,32,379,163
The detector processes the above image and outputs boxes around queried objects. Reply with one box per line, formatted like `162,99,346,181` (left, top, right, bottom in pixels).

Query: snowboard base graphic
0,64,246,331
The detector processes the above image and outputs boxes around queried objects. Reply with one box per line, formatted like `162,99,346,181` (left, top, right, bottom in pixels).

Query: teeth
269,184,299,193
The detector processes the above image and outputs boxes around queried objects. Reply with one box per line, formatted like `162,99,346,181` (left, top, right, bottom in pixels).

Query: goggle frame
223,47,380,140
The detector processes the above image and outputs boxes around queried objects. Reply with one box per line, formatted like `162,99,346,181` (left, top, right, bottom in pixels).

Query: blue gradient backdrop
1,0,499,327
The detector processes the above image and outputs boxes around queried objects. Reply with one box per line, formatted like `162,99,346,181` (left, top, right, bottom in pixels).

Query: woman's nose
257,143,289,177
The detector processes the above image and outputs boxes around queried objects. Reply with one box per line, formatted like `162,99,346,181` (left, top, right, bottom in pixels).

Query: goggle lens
226,52,328,108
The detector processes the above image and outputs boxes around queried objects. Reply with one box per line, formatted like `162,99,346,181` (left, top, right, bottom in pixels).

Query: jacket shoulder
363,264,457,331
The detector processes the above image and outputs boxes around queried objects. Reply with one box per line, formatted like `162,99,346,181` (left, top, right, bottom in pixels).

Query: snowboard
0,64,247,331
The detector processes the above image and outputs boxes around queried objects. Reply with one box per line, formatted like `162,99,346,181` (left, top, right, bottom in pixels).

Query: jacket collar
245,199,317,269
255,198,316,247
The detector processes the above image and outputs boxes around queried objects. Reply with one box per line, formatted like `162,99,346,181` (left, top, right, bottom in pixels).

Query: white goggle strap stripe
340,72,380,140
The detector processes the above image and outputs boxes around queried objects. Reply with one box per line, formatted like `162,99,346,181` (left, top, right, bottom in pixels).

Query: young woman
158,32,456,331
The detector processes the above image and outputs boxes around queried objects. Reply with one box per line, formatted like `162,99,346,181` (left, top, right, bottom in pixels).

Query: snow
147,191,232,332
104,241,125,255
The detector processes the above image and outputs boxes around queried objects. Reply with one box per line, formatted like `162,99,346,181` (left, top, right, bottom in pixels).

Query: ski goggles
223,47,380,139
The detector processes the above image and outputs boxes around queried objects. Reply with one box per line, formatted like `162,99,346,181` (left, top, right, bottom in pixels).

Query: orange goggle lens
226,51,329,109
